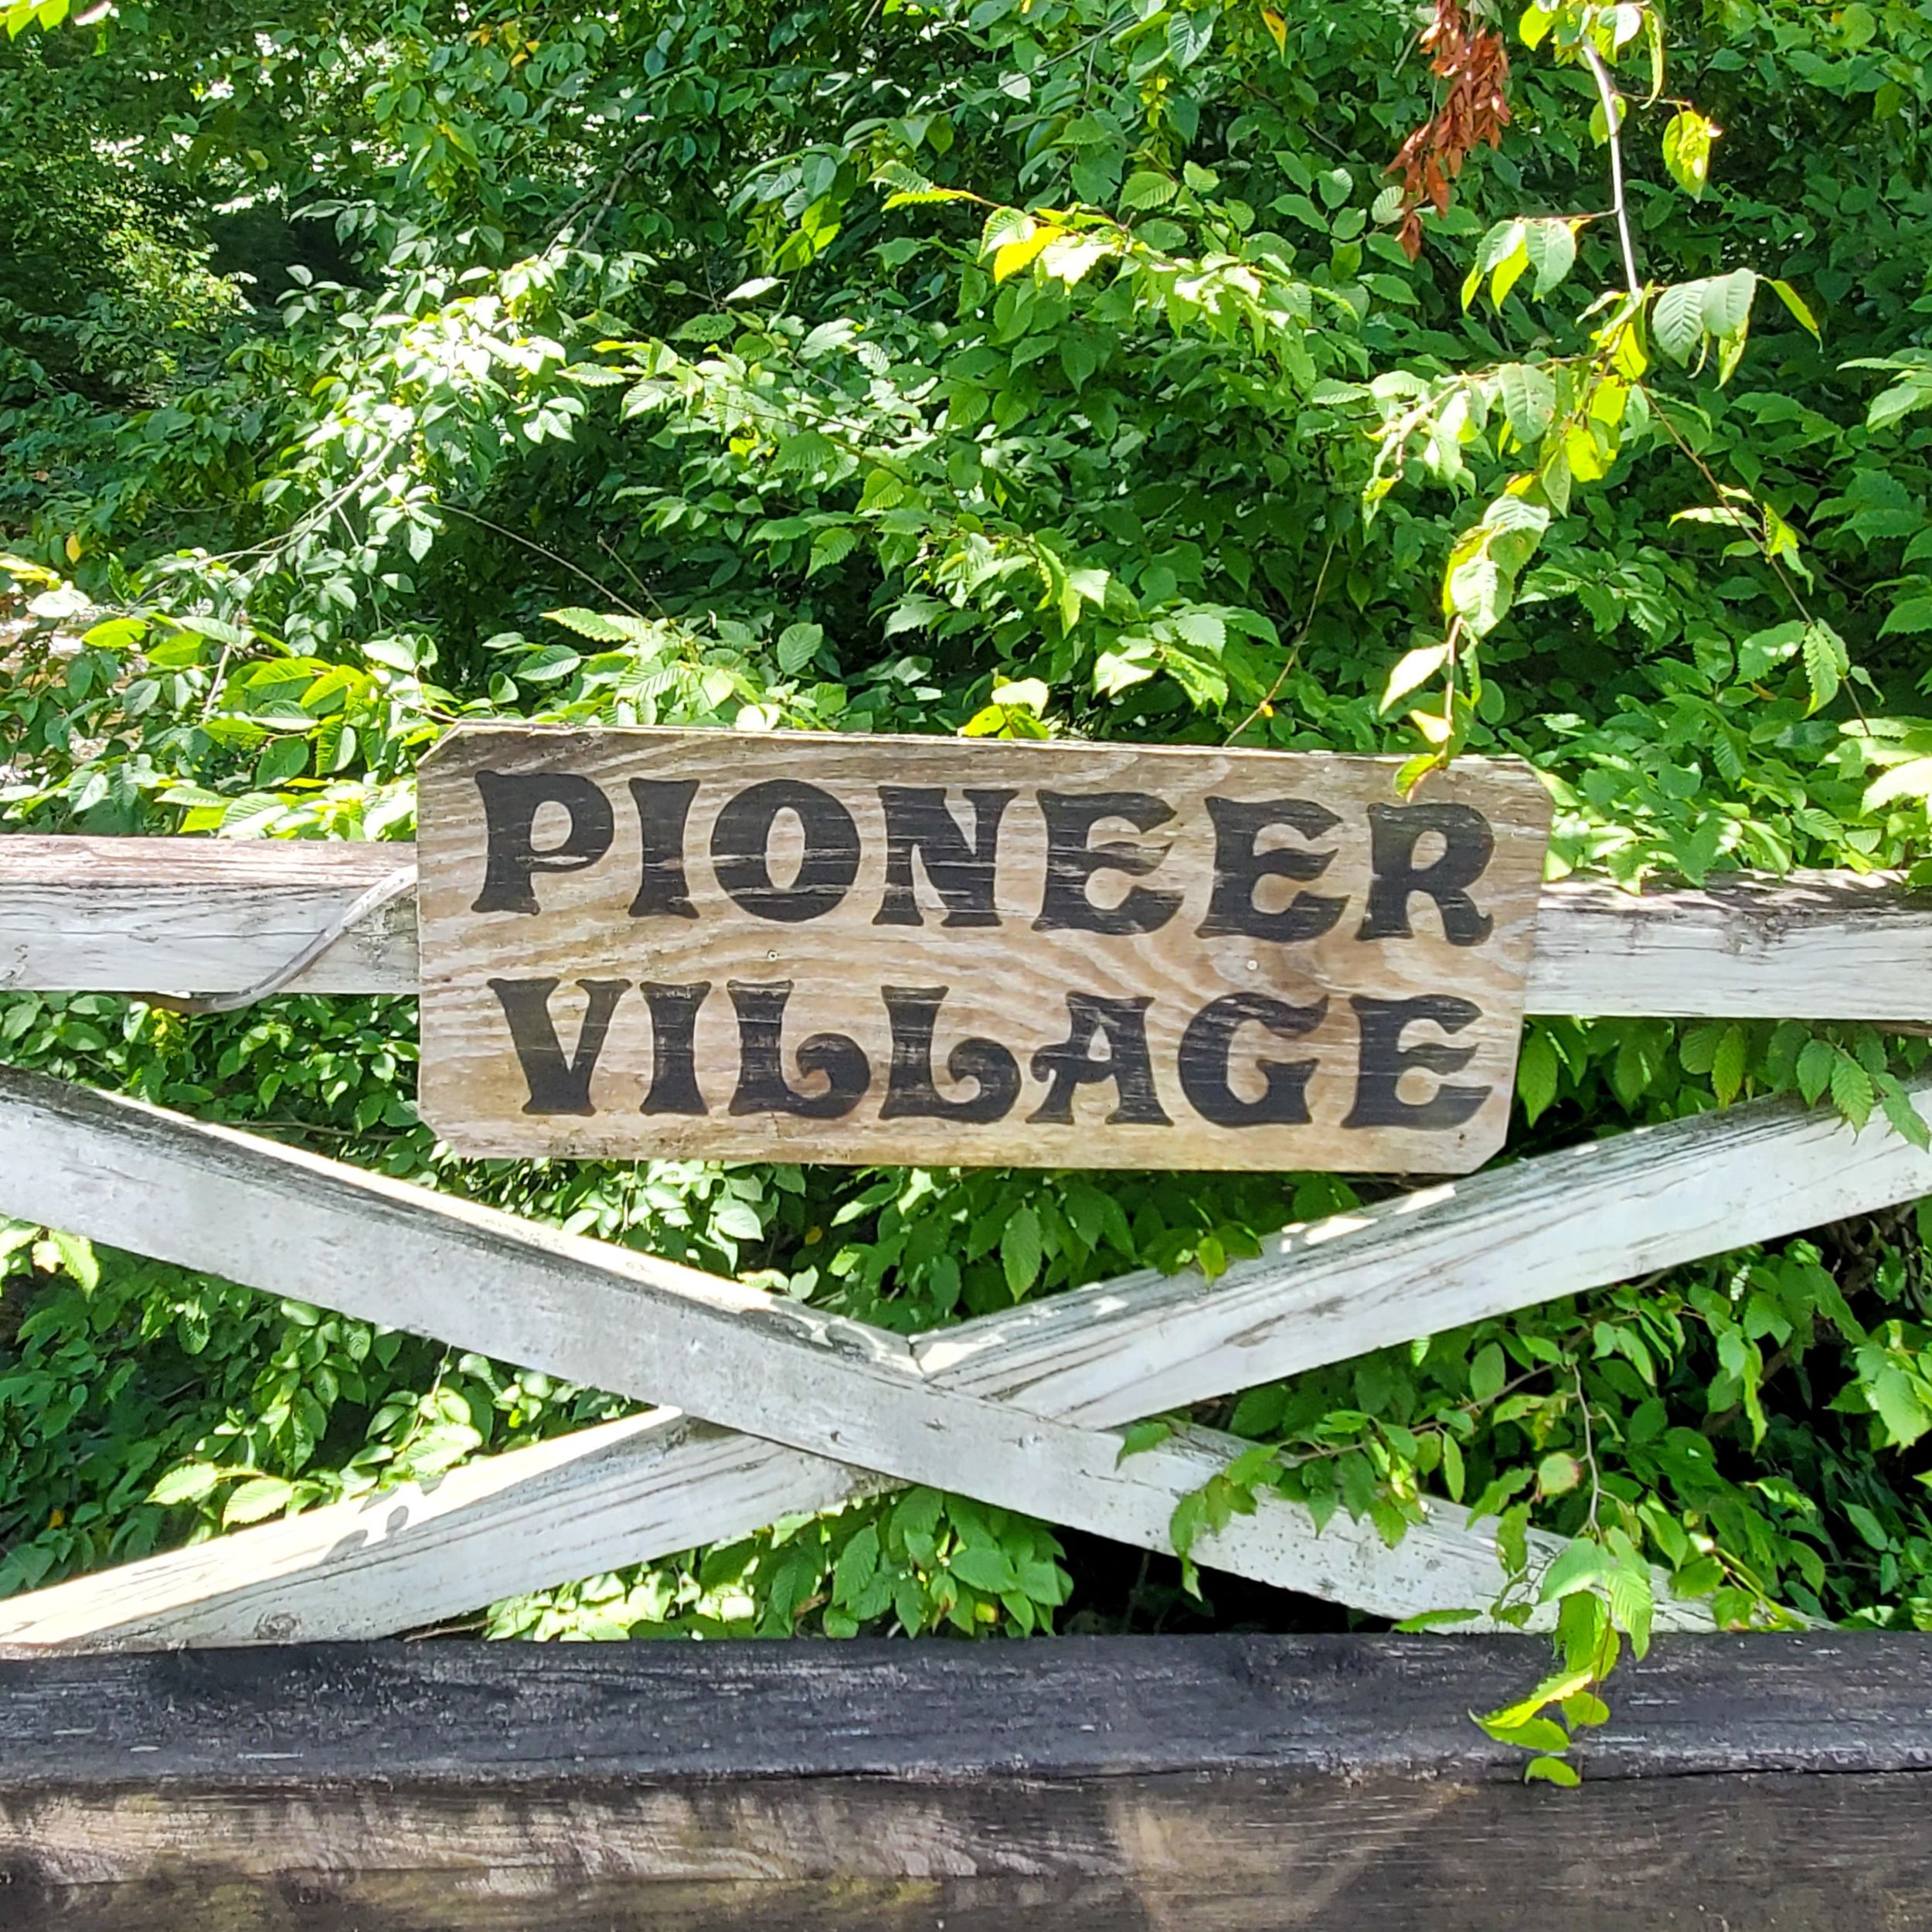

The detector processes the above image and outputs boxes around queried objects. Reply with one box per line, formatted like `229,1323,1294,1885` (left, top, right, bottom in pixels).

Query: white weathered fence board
0,840,419,997
11,1059,1919,1648
2,838,1932,1019
917,1080,1932,1422
0,1406,1626,1649
0,1067,1628,1635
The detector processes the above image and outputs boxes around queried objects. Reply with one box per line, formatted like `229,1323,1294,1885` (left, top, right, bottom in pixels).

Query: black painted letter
1355,803,1495,946
628,779,699,919
488,977,630,1115
1178,992,1327,1128
1034,792,1183,935
1196,798,1345,944
640,981,710,1115
879,986,1020,1122
1029,993,1171,1124
1343,994,1489,1130
712,781,860,923
726,981,870,1117
472,771,614,915
874,787,1015,928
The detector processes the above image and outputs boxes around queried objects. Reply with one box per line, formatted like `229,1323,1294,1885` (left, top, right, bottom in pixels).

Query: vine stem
1579,37,1643,300
1573,1360,1603,1538
1224,536,1337,743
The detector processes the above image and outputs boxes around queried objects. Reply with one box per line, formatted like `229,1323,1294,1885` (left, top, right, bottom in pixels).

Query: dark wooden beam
1,1633,1928,1930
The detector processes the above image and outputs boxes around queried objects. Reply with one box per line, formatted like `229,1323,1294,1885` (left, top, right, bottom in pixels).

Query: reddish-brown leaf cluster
1387,0,1512,259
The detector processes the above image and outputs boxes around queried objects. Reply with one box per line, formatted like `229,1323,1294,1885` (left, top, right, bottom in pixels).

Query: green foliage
7,0,1932,1755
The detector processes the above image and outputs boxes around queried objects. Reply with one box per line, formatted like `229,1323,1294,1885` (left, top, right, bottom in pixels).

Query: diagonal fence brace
5,1063,1930,1644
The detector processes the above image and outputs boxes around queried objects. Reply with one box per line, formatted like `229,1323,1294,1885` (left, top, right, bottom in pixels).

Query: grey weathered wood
0,1066,1615,1637
11,1056,1923,1650
0,837,420,996
8,835,1932,1021
23,1044,1917,1649
0,1634,1927,1930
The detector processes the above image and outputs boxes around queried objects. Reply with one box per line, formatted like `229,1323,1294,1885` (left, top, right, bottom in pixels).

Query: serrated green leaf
1796,1036,1838,1104
45,1227,98,1291
148,1461,223,1506
1523,219,1576,298
1662,108,1718,199
1802,619,1849,713
1517,1029,1560,1124
1121,170,1178,211
223,1475,296,1528
1001,1203,1043,1297
1712,1023,1748,1106
1832,1051,1875,1128
1497,362,1557,444
545,607,633,643
1701,267,1757,340
1651,281,1708,363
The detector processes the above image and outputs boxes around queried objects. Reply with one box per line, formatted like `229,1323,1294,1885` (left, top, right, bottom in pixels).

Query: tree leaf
1662,108,1719,199
1517,1029,1560,1124
1651,281,1708,363
1700,267,1757,340
148,1461,223,1506
1166,9,1213,68
1380,641,1449,712
1768,278,1821,341
49,1229,98,1292
1001,1203,1043,1297
1523,219,1577,298
949,1545,1019,1593
223,1475,297,1528
1831,1051,1875,1128
1121,171,1178,211
1801,619,1848,713
1497,361,1557,443
1712,1023,1749,1106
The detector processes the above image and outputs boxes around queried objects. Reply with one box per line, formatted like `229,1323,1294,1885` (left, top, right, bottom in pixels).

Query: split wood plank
0,1066,1616,1639
2,1634,1929,1932
5,838,1932,1021
15,1054,1928,1648
0,1409,1590,1649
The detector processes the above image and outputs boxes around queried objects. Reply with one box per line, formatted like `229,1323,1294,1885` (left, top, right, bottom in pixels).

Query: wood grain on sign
415,728,1553,1170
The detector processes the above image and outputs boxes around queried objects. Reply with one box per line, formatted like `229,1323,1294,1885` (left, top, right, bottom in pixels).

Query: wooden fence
2,1631,1925,1931
2,838,1931,1927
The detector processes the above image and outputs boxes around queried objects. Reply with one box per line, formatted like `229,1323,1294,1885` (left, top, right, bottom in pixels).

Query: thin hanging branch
1578,38,1644,299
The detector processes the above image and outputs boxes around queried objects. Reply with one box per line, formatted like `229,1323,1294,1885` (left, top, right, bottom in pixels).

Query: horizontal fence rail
2,1634,1929,1931
3,837,1931,1650
2,837,1931,1019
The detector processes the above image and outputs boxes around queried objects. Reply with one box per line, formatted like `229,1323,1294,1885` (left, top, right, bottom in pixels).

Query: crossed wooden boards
6,1058,1932,1648
4,732,1932,1648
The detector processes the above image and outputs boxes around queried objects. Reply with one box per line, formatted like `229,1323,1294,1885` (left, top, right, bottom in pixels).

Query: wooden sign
416,728,1552,1172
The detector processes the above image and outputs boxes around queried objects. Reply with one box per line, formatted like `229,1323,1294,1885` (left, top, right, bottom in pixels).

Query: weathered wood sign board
416,728,1552,1172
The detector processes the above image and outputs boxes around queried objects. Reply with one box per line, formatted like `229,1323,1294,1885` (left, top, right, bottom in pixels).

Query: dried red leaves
1387,0,1512,259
